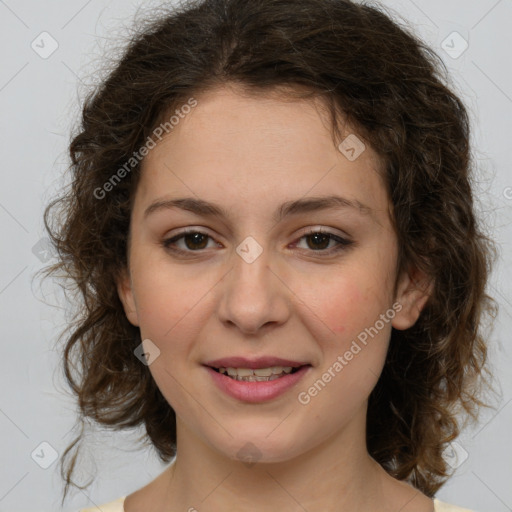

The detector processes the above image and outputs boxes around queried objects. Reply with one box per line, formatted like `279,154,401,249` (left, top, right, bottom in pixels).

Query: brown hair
43,0,498,505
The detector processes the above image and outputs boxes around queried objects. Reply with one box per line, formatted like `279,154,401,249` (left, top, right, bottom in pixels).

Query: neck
160,411,387,511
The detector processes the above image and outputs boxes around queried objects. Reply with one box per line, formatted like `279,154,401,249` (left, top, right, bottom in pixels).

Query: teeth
218,366,295,380
235,374,281,382
228,367,252,377
253,368,273,377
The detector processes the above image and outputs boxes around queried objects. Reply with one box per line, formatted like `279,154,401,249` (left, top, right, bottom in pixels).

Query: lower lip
205,365,311,403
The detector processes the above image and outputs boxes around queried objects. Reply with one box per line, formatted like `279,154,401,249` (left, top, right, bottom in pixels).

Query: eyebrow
143,195,375,223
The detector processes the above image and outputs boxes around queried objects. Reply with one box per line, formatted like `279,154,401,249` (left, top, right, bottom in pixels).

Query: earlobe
391,266,433,331
116,267,140,327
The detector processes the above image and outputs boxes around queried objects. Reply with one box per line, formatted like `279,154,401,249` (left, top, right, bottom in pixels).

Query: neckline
120,495,446,511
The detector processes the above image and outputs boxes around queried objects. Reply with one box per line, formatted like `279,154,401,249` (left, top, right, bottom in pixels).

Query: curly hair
42,0,498,505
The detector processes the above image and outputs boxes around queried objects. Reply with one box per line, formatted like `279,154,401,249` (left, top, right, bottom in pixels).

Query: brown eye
294,229,354,254
181,232,209,250
162,230,217,253
304,232,331,250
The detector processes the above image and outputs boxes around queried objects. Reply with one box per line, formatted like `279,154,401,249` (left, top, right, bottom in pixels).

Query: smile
205,364,311,402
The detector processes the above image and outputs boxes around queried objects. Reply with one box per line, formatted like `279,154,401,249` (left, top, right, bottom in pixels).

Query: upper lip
204,357,310,369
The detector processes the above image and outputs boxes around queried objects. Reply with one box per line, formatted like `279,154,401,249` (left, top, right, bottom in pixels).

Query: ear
391,265,433,330
116,267,140,327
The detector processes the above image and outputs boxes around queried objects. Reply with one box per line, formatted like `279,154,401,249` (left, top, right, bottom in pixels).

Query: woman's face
118,84,428,464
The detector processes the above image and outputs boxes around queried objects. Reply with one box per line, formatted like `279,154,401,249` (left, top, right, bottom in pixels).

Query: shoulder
78,496,126,512
434,498,476,512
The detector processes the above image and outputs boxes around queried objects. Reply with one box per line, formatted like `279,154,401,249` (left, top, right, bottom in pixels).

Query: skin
117,83,434,512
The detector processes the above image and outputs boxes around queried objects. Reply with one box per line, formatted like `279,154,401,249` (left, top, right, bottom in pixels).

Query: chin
205,428,305,465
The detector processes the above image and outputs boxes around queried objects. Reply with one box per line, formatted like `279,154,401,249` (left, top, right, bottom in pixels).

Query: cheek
313,278,375,337
328,284,362,334
130,265,198,341
298,267,393,386
311,251,397,340
299,274,393,417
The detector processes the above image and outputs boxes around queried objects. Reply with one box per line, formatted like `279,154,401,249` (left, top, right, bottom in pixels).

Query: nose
216,245,291,336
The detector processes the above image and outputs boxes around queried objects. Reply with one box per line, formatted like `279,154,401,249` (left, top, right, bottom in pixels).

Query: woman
43,0,497,510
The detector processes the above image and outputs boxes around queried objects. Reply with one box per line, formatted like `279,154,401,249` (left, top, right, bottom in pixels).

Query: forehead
134,85,390,224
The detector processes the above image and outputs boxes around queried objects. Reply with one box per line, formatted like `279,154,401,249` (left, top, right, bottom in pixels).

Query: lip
204,363,312,403
203,356,308,369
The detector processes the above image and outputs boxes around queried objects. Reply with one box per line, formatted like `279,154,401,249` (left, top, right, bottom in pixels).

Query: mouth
203,357,312,403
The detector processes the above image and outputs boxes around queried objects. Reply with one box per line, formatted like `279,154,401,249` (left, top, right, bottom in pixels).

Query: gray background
0,0,511,511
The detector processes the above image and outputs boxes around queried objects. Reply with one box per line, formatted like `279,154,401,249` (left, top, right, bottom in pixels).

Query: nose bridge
217,236,290,334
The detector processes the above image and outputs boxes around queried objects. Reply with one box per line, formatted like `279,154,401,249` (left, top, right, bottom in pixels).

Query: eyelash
161,228,354,256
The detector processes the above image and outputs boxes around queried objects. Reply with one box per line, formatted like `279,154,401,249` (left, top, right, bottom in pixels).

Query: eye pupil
185,232,208,250
307,233,330,250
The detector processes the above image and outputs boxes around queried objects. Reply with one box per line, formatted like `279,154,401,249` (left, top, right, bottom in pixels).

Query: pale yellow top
79,496,476,511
